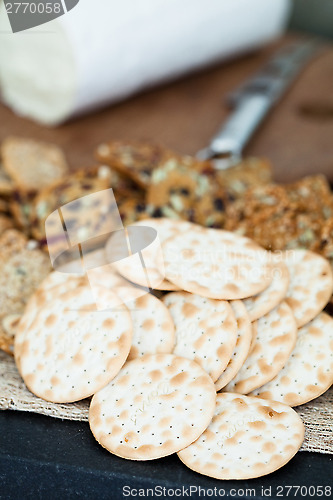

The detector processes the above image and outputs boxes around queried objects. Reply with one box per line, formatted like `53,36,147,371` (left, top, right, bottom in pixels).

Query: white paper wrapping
0,0,290,125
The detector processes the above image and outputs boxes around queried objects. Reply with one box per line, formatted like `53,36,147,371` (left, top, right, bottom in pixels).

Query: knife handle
207,94,271,163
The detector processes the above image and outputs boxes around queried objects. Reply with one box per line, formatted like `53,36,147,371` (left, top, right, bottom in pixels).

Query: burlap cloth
1,351,332,454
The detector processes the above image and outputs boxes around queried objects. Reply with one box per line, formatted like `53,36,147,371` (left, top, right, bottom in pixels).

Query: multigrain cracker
89,354,216,460
146,156,227,227
30,167,110,242
177,393,304,480
1,137,68,191
224,302,297,394
214,301,252,391
163,226,272,300
242,259,289,321
225,175,333,252
251,312,333,406
0,215,13,233
0,161,15,195
17,285,132,403
281,250,333,327
127,294,175,360
163,292,237,382
216,157,273,198
0,230,51,354
96,141,173,188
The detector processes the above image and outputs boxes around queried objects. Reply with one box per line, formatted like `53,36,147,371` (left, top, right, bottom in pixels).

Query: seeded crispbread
127,294,175,360
178,393,304,480
224,302,297,394
17,285,132,403
0,230,51,355
214,301,252,391
281,249,333,327
95,141,173,188
89,353,216,460
0,161,15,195
163,292,237,382
163,226,272,300
111,218,194,291
251,311,333,406
0,215,13,233
1,137,68,192
242,259,289,321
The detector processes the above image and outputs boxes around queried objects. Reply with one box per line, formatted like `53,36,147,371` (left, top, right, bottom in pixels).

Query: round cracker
242,260,289,321
89,353,216,460
14,274,88,370
17,285,132,403
214,301,252,391
127,294,175,360
282,249,333,327
163,227,272,300
251,311,333,406
109,218,195,291
163,292,237,382
224,302,297,394
178,393,304,480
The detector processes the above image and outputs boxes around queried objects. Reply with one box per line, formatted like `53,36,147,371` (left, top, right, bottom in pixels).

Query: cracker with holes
178,393,304,480
16,285,132,403
14,274,89,372
146,156,227,227
1,137,68,192
251,312,333,406
0,161,15,195
214,301,252,391
163,226,272,300
281,249,333,327
163,292,237,381
242,259,289,321
0,230,51,355
89,354,216,460
224,302,297,394
127,294,175,360
111,218,194,291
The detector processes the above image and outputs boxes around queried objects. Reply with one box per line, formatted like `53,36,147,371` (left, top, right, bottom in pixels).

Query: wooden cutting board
0,34,332,183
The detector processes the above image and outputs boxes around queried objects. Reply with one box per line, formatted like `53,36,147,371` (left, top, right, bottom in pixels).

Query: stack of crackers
1,136,333,479
12,218,333,480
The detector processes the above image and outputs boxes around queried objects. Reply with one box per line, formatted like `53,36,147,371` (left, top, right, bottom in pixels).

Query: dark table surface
0,410,332,500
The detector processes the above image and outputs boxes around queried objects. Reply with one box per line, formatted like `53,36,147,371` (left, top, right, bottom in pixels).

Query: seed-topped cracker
89,353,216,460
1,137,68,192
178,393,304,479
96,141,174,188
0,229,51,355
30,167,111,242
146,156,228,227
